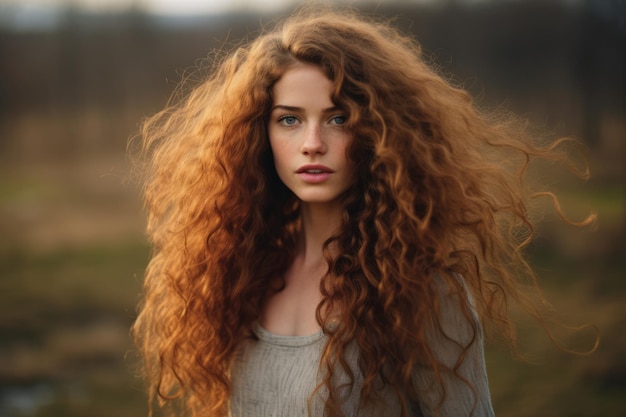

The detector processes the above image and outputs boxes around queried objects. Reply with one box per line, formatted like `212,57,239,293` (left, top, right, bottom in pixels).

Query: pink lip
296,164,334,174
296,164,334,183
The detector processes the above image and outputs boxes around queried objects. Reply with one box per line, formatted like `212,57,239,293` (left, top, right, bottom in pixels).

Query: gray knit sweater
230,285,495,417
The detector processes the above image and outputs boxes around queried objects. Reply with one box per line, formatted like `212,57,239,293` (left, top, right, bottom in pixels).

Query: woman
133,7,593,417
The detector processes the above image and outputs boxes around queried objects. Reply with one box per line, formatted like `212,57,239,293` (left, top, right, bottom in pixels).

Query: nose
300,124,327,155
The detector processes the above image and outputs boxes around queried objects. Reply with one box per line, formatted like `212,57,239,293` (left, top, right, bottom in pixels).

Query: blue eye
331,115,346,125
279,115,298,126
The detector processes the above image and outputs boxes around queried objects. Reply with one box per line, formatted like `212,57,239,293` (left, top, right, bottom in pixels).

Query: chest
230,332,325,417
261,266,324,337
229,330,405,417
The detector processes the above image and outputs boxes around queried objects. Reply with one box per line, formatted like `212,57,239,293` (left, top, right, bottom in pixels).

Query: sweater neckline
253,322,325,347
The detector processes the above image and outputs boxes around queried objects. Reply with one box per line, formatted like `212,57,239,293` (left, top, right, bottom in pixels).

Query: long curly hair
132,6,595,417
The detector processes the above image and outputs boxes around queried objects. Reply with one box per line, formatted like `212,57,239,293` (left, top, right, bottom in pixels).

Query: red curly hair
132,6,595,417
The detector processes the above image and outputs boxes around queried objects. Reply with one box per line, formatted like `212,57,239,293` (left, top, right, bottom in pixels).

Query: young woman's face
268,62,354,206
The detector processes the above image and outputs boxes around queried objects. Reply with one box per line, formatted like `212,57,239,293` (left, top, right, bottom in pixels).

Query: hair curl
132,6,595,417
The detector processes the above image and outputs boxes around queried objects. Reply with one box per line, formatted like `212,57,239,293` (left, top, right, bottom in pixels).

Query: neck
296,201,344,268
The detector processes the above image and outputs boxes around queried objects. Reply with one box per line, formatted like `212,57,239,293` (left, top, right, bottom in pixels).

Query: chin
297,196,339,204
294,191,349,206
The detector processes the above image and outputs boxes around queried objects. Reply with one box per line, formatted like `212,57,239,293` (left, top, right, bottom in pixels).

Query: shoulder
427,273,480,365
412,273,495,417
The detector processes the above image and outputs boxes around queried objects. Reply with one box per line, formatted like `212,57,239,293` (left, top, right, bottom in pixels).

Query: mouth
296,165,334,174
296,165,334,183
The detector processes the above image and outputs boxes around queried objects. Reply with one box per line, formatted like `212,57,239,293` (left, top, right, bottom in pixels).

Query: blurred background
0,0,623,416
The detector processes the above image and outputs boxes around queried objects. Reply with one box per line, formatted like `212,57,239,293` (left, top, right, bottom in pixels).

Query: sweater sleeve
412,278,495,417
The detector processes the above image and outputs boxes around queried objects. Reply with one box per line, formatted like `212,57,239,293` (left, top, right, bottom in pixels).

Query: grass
0,242,150,417
485,277,626,417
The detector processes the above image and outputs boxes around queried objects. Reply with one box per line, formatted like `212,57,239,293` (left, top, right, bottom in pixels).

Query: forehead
272,62,334,106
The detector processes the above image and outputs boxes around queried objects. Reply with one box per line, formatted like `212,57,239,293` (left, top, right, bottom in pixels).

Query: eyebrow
271,105,341,113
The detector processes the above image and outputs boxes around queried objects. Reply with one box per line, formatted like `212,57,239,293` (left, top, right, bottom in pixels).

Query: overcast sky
1,0,422,16
0,0,587,30
0,0,299,30
0,0,453,30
